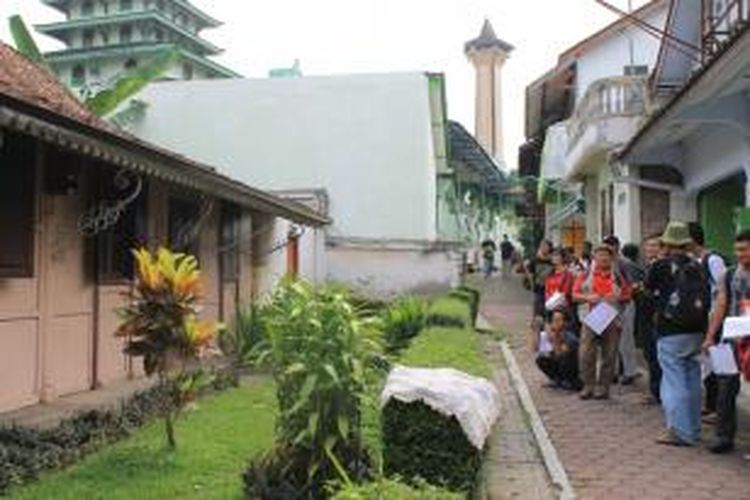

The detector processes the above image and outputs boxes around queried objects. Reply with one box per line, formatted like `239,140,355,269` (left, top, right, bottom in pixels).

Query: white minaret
465,20,514,167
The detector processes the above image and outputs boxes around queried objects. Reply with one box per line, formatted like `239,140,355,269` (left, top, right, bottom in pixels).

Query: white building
130,72,467,296
526,0,670,247
621,1,750,256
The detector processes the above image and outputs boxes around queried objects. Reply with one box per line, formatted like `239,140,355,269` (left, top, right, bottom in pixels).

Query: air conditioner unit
624,65,649,76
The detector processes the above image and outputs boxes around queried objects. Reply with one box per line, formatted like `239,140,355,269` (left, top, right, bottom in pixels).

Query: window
83,29,95,48
120,0,133,11
119,24,132,43
168,197,201,257
155,28,164,41
124,58,138,70
220,204,240,282
72,65,86,86
0,131,36,278
95,171,148,282
82,1,94,16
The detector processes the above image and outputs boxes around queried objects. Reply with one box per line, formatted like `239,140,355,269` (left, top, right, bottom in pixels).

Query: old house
0,42,327,414
525,0,669,248
621,0,750,255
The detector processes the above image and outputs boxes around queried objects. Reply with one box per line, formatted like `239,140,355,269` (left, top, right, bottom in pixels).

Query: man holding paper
702,230,750,454
573,245,631,400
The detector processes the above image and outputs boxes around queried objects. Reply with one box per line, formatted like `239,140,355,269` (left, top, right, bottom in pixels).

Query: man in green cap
644,221,710,446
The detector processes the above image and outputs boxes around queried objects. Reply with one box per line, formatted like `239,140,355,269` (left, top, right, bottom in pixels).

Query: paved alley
480,276,750,500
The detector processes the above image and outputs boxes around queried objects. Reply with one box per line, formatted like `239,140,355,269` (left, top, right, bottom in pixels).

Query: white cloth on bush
380,365,500,449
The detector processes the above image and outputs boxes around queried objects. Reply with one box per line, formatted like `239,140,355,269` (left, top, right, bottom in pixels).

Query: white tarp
380,365,501,450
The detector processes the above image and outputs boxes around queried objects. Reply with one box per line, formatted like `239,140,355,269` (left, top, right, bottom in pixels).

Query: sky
0,0,649,170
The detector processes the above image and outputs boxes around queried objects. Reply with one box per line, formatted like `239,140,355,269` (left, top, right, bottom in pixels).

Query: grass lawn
398,326,491,378
10,380,277,500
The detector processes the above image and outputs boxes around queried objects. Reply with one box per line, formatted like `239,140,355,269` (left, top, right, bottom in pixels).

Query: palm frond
8,15,46,65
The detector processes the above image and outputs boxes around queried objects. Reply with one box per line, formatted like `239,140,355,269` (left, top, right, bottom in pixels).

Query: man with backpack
645,222,710,446
573,245,632,400
701,230,750,453
688,223,727,421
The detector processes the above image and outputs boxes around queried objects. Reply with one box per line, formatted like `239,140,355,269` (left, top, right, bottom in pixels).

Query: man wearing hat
645,222,710,446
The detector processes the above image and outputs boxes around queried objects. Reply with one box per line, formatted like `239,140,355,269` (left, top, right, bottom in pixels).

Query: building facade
36,0,238,92
525,0,669,247
0,42,326,414
622,0,750,256
129,73,486,297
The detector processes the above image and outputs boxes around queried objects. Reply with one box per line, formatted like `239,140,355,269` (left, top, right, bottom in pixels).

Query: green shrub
0,383,171,496
331,477,462,499
245,280,381,498
426,297,472,328
219,304,270,375
380,297,427,354
382,400,482,493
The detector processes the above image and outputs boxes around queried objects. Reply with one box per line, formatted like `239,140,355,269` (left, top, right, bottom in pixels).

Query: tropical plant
8,15,177,119
116,247,221,449
380,297,427,354
244,280,380,498
218,304,269,376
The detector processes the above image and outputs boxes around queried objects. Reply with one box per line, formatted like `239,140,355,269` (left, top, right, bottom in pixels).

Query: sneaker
655,431,691,447
702,413,718,425
709,441,734,454
579,388,594,400
593,387,610,400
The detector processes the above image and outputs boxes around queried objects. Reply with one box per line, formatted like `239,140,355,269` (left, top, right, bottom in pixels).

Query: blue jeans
657,333,703,444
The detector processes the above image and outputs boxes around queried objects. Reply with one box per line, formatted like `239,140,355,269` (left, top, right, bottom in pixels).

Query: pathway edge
499,339,576,500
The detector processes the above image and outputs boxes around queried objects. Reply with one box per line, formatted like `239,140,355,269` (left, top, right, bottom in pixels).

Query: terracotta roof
0,42,116,132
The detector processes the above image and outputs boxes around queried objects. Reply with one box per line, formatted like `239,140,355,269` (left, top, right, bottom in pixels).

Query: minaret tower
465,20,514,167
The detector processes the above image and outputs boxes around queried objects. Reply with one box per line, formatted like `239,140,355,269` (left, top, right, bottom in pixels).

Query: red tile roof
0,41,116,132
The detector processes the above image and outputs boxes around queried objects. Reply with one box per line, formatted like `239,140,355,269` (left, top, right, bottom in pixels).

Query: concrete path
479,276,750,500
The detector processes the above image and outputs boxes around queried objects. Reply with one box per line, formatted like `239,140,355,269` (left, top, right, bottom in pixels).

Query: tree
8,15,177,119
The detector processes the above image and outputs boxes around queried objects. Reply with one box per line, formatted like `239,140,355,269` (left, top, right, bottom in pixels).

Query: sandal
655,431,691,447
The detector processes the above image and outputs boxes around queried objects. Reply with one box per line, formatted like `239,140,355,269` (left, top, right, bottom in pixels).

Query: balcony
565,76,652,180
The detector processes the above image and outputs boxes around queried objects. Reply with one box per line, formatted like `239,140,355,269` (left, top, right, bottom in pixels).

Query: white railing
567,76,651,148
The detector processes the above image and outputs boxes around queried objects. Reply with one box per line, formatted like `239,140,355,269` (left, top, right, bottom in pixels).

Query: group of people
481,234,516,279
527,221,750,453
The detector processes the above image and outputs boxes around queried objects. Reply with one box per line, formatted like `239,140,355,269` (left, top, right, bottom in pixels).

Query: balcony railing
567,76,651,148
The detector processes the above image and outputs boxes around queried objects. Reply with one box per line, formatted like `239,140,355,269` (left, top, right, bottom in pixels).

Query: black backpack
661,257,710,331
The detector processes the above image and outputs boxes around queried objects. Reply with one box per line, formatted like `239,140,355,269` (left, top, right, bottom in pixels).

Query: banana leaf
8,15,47,66
85,48,178,117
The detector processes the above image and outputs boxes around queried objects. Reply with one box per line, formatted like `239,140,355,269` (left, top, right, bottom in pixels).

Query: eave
0,92,326,226
171,0,222,28
36,10,222,56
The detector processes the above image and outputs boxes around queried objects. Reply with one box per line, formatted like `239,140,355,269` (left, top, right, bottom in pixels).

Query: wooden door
640,187,670,240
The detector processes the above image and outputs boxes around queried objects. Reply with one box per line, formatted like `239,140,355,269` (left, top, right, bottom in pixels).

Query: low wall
326,238,462,298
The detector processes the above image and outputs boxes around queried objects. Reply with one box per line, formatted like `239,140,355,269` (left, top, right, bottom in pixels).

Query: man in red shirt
573,245,632,400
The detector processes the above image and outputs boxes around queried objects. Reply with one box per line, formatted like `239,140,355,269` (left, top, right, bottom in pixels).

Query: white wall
681,127,750,194
133,73,439,242
326,245,461,298
574,6,668,102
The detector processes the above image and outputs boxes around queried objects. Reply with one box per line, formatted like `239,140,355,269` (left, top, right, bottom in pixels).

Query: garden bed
7,380,276,500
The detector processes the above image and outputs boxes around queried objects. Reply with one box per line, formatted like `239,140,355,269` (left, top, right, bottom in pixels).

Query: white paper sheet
722,317,750,340
583,302,619,335
709,344,739,376
538,331,553,354
545,292,566,311
700,354,712,381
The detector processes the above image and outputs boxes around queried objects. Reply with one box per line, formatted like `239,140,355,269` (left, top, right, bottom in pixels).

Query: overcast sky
0,0,648,170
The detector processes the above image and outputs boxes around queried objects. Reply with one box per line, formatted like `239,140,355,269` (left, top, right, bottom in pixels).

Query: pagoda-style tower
465,20,513,167
37,0,238,90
